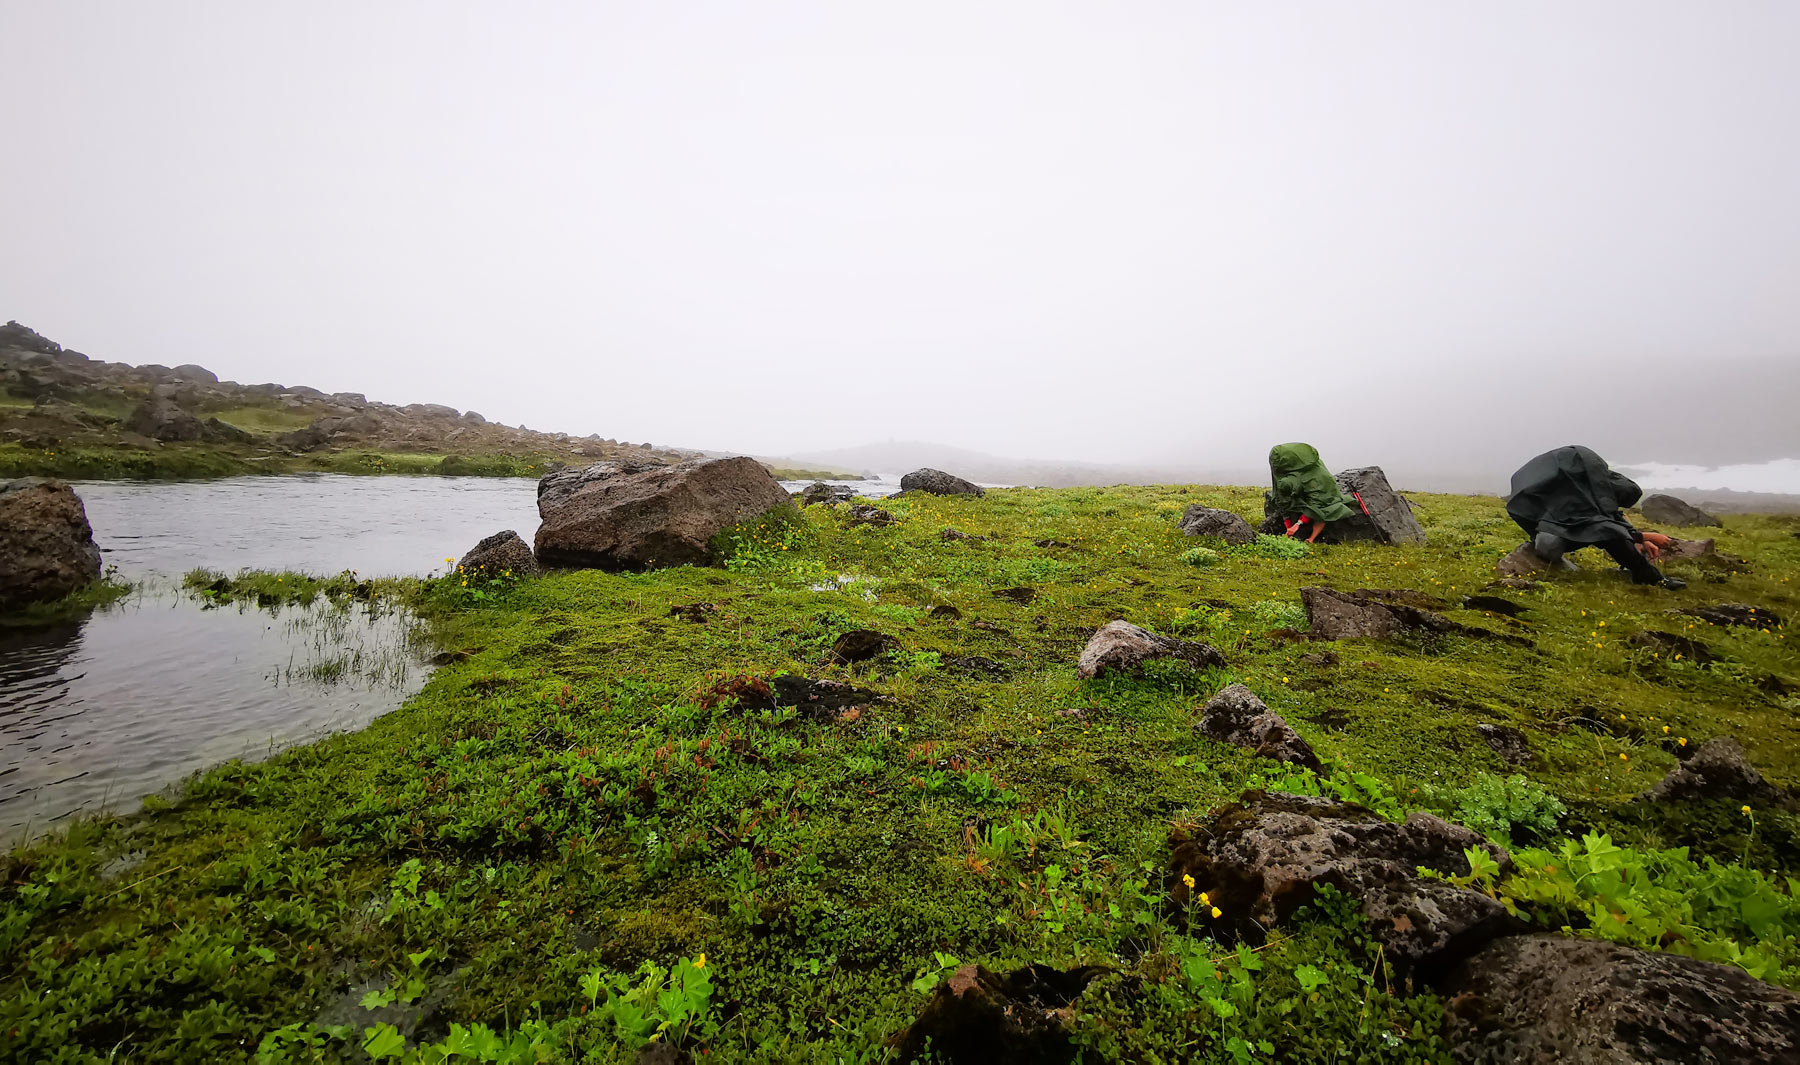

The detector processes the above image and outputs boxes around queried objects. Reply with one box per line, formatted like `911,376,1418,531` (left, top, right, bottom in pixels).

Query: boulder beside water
456,530,539,578
0,479,102,610
534,457,792,571
899,468,985,497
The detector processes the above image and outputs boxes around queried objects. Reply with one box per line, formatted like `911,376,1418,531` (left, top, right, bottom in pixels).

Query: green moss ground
2,485,1797,1062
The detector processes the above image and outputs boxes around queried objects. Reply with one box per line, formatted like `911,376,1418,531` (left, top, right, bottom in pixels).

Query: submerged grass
2,485,1797,1061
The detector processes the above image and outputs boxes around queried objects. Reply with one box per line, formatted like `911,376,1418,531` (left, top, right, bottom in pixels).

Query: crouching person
1267,442,1362,543
1505,445,1683,589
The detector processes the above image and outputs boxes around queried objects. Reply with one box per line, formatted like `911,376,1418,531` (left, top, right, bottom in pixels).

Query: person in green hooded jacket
1266,443,1360,542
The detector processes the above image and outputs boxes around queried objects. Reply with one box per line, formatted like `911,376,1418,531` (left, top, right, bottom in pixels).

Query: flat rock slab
1077,620,1224,680
0,479,102,610
1439,933,1800,1064
1461,595,1530,617
1176,504,1257,545
1301,587,1460,641
535,457,792,571
1167,792,1515,970
1641,493,1722,527
1196,684,1321,770
1677,603,1784,629
899,468,985,497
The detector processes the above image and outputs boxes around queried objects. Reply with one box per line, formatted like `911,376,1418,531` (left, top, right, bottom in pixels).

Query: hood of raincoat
1505,445,1642,543
1268,443,1355,523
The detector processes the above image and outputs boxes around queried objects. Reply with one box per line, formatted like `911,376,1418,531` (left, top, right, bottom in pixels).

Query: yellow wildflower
1182,873,1195,891
1742,806,1753,816
694,953,707,969
1210,906,1222,919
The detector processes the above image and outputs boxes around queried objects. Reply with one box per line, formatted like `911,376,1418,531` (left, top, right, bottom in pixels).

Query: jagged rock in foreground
0,479,103,610
1438,933,1800,1064
455,530,539,578
1176,504,1257,544
1635,737,1786,805
1167,792,1515,970
534,457,791,571
1301,586,1460,641
1196,684,1322,770
1076,620,1224,680
899,468,985,497
892,964,1105,1064
799,482,856,507
1641,493,1722,527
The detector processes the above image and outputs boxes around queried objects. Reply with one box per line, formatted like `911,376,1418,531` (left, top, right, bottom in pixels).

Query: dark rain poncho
1505,445,1644,545
1268,443,1355,523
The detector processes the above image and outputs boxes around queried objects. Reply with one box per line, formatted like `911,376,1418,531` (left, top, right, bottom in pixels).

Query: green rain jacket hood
1505,445,1643,544
1268,443,1355,523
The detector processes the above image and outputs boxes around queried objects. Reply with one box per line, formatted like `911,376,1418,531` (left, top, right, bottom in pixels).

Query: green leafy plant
1180,546,1222,568
1449,773,1567,844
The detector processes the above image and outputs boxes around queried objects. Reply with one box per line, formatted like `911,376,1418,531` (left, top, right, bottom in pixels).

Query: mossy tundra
3,485,1797,1062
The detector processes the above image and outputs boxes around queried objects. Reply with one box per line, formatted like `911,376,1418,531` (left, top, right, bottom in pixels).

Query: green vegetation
0,577,133,628
2,484,1796,1061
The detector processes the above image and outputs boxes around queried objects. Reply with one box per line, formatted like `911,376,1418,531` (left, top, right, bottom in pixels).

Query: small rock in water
1076,620,1224,680
1640,493,1722,527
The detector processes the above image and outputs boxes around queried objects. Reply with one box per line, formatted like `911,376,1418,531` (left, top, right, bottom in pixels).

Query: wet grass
1,485,1796,1061
0,578,134,628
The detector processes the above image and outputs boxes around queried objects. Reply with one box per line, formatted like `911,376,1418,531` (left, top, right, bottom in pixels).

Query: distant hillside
0,321,708,479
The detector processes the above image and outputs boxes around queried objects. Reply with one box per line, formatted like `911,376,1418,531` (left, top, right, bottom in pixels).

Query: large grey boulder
1076,620,1224,680
1166,791,1515,970
0,480,103,610
456,530,539,578
899,468,985,497
534,457,792,571
123,397,206,441
1641,493,1721,527
1258,466,1425,544
1196,684,1321,770
1439,933,1800,1064
1176,504,1256,545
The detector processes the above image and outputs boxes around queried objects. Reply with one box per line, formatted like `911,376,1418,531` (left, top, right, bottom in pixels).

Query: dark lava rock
892,963,1104,1064
1476,724,1534,766
1626,630,1717,664
1335,466,1428,545
848,504,896,527
1461,595,1530,618
948,655,1008,677
772,675,884,721
1301,587,1460,641
991,586,1036,604
1677,603,1784,629
831,629,898,664
1635,737,1785,805
455,530,539,578
927,604,962,620
1176,504,1257,545
1641,493,1722,528
899,468,985,497
1438,932,1800,1064
534,457,792,571
123,397,207,442
1660,537,1718,562
668,602,717,623
0,479,103,610
1351,587,1453,611
1167,791,1515,971
1076,620,1225,680
1196,684,1321,771
799,482,856,507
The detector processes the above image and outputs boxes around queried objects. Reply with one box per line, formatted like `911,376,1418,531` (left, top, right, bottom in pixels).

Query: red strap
1353,490,1370,516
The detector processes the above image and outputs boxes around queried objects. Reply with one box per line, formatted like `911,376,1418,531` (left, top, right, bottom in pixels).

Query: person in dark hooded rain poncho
1505,445,1683,589
1267,443,1359,543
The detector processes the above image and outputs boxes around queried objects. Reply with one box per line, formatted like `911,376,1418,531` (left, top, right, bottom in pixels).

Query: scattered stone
1476,724,1534,766
1196,684,1322,771
1677,603,1783,629
899,468,985,497
123,397,207,442
1461,595,1530,618
948,655,1008,677
1350,587,1453,610
1485,577,1546,592
831,630,898,664
668,602,717,623
1176,504,1257,545
713,674,886,721
1626,630,1717,664
1033,538,1073,549
1661,537,1717,562
455,530,539,578
941,527,986,541
800,482,856,507
892,963,1105,1064
1334,466,1428,544
848,504,896,527
1495,543,1553,577
533,457,792,570
1641,493,1722,527
1300,651,1338,667
1166,792,1515,970
1635,737,1785,805
1300,587,1460,641
1076,620,1225,680
927,604,962,620
0,479,103,610
992,586,1036,604
1438,933,1800,1064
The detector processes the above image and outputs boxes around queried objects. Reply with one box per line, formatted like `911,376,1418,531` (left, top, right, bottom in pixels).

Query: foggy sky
4,2,1797,481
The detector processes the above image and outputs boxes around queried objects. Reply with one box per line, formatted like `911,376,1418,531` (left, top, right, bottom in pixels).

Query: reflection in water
0,587,426,844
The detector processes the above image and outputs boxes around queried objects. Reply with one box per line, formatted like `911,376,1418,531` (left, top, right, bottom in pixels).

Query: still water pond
1,472,897,844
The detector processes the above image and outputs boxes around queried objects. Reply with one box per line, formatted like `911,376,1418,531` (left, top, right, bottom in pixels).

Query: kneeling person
1505,445,1682,589
1267,443,1360,543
